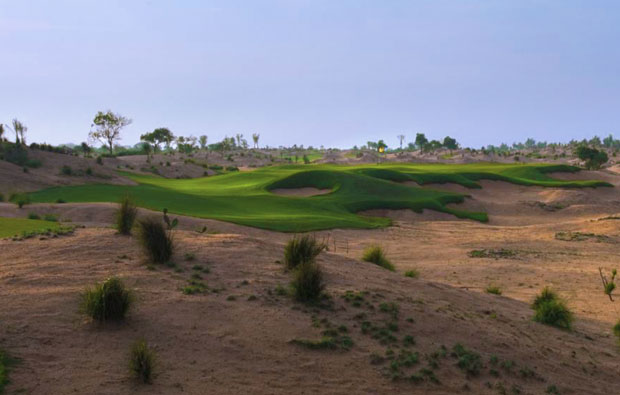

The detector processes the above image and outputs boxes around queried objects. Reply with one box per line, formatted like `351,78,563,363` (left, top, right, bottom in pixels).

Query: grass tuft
137,217,173,264
129,339,155,383
291,262,324,303
362,245,394,271
284,234,325,270
485,286,502,295
532,287,573,329
116,195,138,235
82,277,133,322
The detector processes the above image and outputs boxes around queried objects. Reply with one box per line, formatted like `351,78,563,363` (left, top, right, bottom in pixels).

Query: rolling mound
1,227,618,394
22,163,609,232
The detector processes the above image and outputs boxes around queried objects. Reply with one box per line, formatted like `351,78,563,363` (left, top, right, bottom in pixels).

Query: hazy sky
1,0,619,149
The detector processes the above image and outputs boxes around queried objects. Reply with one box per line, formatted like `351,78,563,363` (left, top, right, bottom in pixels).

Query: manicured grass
0,217,62,238
26,163,610,232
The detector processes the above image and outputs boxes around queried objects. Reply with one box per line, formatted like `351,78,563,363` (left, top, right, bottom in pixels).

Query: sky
1,0,619,149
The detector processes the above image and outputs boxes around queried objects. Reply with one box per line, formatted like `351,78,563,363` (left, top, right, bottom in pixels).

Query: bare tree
397,134,405,150
12,119,27,145
89,111,132,155
252,133,260,149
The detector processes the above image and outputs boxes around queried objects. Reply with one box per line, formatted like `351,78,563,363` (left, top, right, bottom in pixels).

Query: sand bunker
270,187,332,197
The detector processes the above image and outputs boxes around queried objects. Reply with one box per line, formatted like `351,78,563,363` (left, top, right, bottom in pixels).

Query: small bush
137,217,174,264
613,320,620,344
485,286,502,295
129,339,155,383
55,198,66,203
532,287,573,329
283,234,325,270
116,196,138,235
362,245,394,271
60,165,72,175
81,277,133,322
0,193,3,202
292,262,324,303
404,270,419,278
43,214,58,222
27,212,40,220
96,156,103,165
11,193,30,208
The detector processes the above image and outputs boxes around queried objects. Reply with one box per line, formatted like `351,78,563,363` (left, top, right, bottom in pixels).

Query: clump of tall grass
137,217,174,264
291,262,324,303
532,287,573,330
129,339,156,383
81,277,133,322
116,196,138,235
613,320,620,344
284,234,325,270
362,245,394,271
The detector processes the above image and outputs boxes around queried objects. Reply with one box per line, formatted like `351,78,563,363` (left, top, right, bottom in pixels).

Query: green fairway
26,163,610,232
0,217,62,238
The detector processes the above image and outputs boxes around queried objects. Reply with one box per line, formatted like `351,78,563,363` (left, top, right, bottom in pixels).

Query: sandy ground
1,168,620,393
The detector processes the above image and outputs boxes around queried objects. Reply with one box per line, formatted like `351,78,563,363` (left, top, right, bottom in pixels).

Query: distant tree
414,133,428,149
525,138,536,149
199,135,208,150
576,145,608,170
0,124,4,143
89,111,131,155
367,141,378,150
235,133,243,148
12,119,27,145
80,142,92,156
377,139,387,153
397,134,405,149
141,128,173,152
589,136,602,147
423,140,442,152
442,136,458,150
252,133,260,149
603,134,614,148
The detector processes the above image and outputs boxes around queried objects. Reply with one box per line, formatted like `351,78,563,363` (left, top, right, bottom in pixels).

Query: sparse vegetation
81,277,133,322
137,216,174,264
451,343,482,377
468,248,517,259
362,245,394,271
291,262,324,303
129,339,155,383
404,269,419,278
116,196,138,235
485,286,502,295
532,287,573,329
555,231,610,242
283,234,325,270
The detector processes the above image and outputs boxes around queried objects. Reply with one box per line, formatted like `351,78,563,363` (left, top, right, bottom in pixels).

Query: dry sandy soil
1,169,620,394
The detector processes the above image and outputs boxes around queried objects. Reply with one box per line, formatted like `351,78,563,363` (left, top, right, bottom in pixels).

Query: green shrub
10,193,30,208
116,196,138,235
96,156,103,165
137,217,174,264
43,214,58,222
81,277,133,322
613,320,620,344
292,262,324,303
362,245,394,271
452,343,482,377
0,193,3,202
283,234,325,270
27,212,40,220
129,339,155,383
60,165,72,175
404,270,419,278
485,286,502,295
532,287,573,329
55,198,66,204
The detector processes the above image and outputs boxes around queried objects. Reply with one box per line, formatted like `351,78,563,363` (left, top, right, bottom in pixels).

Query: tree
140,128,173,152
199,135,208,150
576,145,608,170
397,134,405,149
414,133,428,149
89,111,131,155
0,124,4,142
377,139,387,153
235,133,243,148
442,136,458,150
252,133,260,149
80,142,92,156
12,119,27,145
603,134,614,148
